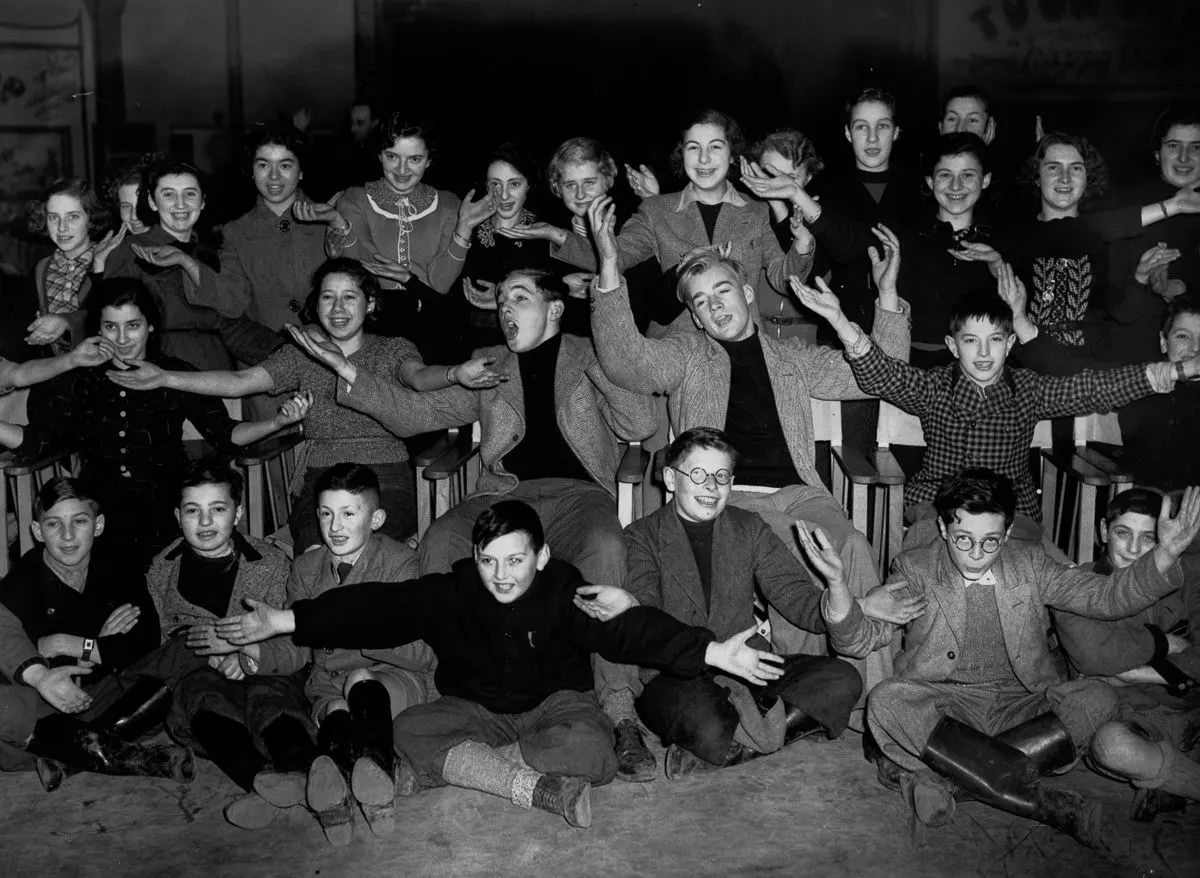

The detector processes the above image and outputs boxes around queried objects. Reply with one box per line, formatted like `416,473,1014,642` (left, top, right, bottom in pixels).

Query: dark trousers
393,690,617,788
636,655,863,764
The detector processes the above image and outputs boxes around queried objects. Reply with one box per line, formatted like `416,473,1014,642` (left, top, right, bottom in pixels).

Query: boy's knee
1090,720,1164,782
343,668,376,692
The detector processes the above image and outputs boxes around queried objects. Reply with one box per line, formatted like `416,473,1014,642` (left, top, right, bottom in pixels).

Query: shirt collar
963,568,999,587
164,530,262,562
674,181,747,212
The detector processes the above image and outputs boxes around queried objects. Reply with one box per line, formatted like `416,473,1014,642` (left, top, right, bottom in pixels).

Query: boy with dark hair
211,500,785,828
797,274,1196,542
804,467,1200,850
237,462,434,843
1052,487,1200,821
0,477,192,789
602,427,875,779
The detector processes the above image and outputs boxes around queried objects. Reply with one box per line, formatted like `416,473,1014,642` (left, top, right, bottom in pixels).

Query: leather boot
90,678,174,741
347,680,396,835
190,710,266,792
530,774,592,827
783,705,825,745
995,713,1076,776
665,739,763,779
27,714,195,793
614,719,657,782
922,717,1113,851
317,710,356,774
306,753,354,846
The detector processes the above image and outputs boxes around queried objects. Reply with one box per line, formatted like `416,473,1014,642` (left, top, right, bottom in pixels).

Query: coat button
947,650,956,660
325,648,335,655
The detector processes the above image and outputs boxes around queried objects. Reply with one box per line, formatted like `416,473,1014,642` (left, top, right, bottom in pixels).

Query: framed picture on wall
0,125,71,224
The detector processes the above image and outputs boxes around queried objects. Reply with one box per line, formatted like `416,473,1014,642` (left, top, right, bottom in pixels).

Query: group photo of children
1,2,1198,875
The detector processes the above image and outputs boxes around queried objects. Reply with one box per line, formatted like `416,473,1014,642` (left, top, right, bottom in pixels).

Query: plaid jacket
848,344,1155,519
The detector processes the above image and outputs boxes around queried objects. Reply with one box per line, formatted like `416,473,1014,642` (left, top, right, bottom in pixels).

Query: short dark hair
1022,132,1109,206
670,109,746,178
845,87,897,125
1105,487,1164,524
103,152,165,230
179,460,244,506
934,467,1016,529
485,142,539,193
30,177,112,237
242,125,309,176
34,476,100,518
500,268,567,304
947,290,1014,336
666,427,739,470
922,132,991,178
1151,105,1200,153
87,277,163,337
940,85,993,119
146,159,207,201
675,251,749,305
472,500,545,552
314,463,381,510
749,129,825,180
547,137,618,196
300,257,381,326
375,115,436,159
1161,294,1200,338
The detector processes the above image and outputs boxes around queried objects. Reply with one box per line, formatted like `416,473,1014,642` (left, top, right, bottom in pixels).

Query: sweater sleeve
589,278,693,395
1030,363,1156,419
569,602,715,678
1052,609,1157,676
0,600,44,683
1040,549,1181,620
846,342,938,416
337,368,478,436
291,577,442,651
418,195,470,294
96,572,161,671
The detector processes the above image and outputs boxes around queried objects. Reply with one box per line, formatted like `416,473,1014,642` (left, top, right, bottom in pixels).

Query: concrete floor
2,733,1197,878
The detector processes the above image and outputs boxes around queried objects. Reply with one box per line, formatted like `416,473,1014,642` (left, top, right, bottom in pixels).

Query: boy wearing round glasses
805,467,1200,852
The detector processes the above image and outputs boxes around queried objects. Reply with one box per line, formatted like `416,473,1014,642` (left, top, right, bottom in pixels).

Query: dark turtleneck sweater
717,330,803,488
501,333,592,484
679,513,715,610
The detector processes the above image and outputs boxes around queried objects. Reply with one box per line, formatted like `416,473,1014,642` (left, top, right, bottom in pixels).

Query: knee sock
1139,742,1200,801
441,741,540,808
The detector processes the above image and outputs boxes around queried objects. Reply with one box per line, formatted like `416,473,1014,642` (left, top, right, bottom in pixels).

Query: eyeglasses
950,534,1004,554
669,465,733,486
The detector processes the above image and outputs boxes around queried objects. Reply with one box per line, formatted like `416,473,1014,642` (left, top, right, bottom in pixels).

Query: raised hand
214,597,294,645
562,272,594,300
587,196,619,265
788,276,845,328
1156,486,1200,562
451,356,508,389
705,625,786,686
462,277,498,310
1149,263,1187,300
131,243,191,269
739,156,801,202
860,581,927,625
625,163,660,199
572,584,639,622
867,223,901,293
286,324,355,383
360,257,411,286
1171,186,1200,216
99,603,140,637
24,313,70,346
106,358,167,390
70,336,117,369
996,262,1029,318
457,188,496,234
91,223,129,273
1135,243,1182,285
31,665,93,713
187,623,240,656
275,390,313,428
793,524,846,589
292,199,345,226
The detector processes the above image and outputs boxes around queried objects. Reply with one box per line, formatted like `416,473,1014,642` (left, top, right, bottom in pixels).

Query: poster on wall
937,0,1200,100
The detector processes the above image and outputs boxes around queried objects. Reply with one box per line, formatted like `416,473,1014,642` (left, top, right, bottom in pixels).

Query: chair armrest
617,442,649,485
1075,444,1132,485
424,429,478,480
8,446,74,477
831,444,878,485
235,428,305,465
869,448,907,486
412,430,457,468
1040,446,1108,487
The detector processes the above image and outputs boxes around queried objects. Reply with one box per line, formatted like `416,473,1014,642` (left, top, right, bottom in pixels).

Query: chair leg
1075,485,1097,564
15,470,35,557
245,461,265,539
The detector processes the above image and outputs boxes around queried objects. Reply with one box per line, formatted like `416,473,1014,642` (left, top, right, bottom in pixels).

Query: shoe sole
224,794,280,830
255,771,307,808
351,757,396,836
564,782,592,828
307,755,354,847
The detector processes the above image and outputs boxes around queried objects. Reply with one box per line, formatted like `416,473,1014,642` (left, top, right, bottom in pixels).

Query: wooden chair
816,398,879,538
234,428,306,543
1059,413,1129,563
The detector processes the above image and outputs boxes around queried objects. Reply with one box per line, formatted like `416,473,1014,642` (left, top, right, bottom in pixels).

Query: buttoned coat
337,333,657,499
590,280,910,495
827,540,1182,693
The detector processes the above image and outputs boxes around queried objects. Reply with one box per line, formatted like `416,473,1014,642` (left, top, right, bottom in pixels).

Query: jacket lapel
553,334,587,415
927,550,966,650
490,346,524,437
706,513,742,628
663,509,709,618
990,553,1030,653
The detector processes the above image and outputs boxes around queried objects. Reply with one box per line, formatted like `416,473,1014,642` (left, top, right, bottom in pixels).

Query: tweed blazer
590,279,910,493
553,187,813,312
337,332,658,499
255,534,435,694
146,533,290,641
827,539,1182,693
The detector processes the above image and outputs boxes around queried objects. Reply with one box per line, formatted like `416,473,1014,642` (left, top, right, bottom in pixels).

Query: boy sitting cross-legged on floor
220,462,436,845
212,500,785,829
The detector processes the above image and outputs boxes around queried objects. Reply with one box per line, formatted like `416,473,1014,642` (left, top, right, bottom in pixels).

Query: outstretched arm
107,361,274,397
1,338,116,389
230,391,312,446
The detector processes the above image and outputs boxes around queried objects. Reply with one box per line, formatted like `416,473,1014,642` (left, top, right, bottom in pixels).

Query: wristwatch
80,637,95,663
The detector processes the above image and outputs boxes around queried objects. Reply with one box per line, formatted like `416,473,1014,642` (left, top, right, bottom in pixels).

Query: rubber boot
27,714,195,793
189,711,266,792
922,716,1113,852
90,678,174,742
347,680,397,835
254,715,317,809
530,774,592,828
783,705,825,745
995,712,1076,776
317,710,355,774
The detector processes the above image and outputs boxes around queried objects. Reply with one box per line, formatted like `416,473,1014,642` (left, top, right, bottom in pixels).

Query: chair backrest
1073,412,1122,447
876,399,1059,451
810,398,842,445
